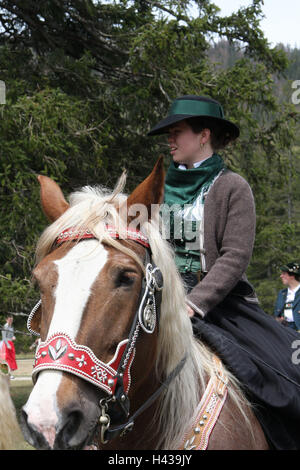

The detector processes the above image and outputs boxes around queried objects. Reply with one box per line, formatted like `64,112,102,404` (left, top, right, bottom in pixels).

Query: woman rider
148,95,300,450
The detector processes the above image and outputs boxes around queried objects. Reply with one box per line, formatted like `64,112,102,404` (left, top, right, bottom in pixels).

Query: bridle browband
28,225,186,445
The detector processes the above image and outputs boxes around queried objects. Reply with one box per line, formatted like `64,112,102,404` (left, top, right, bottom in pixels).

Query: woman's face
167,120,206,168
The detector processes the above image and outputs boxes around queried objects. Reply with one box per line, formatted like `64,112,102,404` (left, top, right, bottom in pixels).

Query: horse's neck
104,402,161,450
101,369,209,451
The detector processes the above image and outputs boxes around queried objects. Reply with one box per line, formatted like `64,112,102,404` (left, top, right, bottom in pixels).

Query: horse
0,362,22,450
20,157,268,450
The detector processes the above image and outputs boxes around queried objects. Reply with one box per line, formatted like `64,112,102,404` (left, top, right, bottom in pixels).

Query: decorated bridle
27,225,186,445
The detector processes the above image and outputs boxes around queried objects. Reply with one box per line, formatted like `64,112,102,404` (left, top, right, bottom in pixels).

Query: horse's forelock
35,184,128,264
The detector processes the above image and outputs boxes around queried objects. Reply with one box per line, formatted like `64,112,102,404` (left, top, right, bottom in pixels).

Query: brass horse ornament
21,157,268,450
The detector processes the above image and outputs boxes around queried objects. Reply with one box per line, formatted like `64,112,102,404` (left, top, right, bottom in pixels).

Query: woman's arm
186,173,256,316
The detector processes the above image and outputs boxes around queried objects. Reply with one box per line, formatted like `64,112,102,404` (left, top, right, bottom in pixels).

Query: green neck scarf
164,154,225,206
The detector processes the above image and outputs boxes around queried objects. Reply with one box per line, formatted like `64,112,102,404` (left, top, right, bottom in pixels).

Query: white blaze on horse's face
49,240,108,339
23,240,108,448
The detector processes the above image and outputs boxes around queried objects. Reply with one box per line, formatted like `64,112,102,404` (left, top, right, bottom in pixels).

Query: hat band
169,99,224,119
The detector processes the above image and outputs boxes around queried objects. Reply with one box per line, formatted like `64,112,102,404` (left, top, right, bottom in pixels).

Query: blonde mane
35,175,252,450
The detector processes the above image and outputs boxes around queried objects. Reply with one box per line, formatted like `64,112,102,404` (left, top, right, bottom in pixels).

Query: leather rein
27,226,186,445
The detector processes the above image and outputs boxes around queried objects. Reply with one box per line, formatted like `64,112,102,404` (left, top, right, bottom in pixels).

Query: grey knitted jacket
186,169,257,317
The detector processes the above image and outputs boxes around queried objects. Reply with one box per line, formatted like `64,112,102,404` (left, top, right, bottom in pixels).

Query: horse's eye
115,271,135,288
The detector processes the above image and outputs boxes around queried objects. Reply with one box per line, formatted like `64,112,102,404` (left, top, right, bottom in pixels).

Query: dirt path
11,357,34,384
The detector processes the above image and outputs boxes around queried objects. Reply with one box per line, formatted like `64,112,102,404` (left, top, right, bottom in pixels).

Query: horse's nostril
20,405,90,450
65,409,83,435
56,408,85,449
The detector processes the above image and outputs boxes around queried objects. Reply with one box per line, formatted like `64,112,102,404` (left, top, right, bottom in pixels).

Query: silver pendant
141,298,156,333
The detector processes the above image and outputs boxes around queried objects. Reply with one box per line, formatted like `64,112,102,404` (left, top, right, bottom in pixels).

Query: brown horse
21,158,268,450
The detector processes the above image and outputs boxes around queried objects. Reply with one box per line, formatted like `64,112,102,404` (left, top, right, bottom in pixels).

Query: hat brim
147,114,240,139
280,265,289,272
280,265,300,275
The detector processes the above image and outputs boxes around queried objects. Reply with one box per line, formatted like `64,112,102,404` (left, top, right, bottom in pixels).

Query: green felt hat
148,95,239,140
280,262,300,276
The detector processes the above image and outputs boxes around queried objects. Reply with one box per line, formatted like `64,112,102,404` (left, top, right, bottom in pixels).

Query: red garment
0,341,5,361
4,340,17,371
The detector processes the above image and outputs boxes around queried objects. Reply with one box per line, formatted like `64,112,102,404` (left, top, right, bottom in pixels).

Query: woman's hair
187,116,232,151
284,271,300,282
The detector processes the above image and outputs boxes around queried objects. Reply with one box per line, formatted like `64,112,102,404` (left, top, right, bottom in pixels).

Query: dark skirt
183,274,300,450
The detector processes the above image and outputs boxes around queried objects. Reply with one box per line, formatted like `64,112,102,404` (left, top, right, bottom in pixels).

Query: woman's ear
200,128,211,146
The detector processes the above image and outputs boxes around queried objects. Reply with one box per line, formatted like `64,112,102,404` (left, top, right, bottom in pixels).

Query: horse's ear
124,156,165,223
37,175,69,222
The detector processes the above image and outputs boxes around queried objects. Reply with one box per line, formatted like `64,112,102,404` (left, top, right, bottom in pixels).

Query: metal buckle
120,421,134,437
99,399,111,445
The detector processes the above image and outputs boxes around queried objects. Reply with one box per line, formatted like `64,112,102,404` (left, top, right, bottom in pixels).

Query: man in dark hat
274,262,300,331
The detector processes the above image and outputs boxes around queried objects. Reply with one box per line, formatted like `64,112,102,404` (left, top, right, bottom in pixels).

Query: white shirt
178,156,212,170
284,284,300,322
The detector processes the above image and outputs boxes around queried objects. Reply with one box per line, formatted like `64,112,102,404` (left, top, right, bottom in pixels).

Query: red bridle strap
32,333,135,396
55,225,150,249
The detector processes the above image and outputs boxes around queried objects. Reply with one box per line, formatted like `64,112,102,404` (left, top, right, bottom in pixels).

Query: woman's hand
186,304,195,317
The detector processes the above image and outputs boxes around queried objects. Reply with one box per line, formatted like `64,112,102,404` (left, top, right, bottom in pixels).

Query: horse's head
21,158,172,450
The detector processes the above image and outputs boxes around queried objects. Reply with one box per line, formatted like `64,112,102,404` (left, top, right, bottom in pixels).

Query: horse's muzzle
20,371,101,450
21,402,100,450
